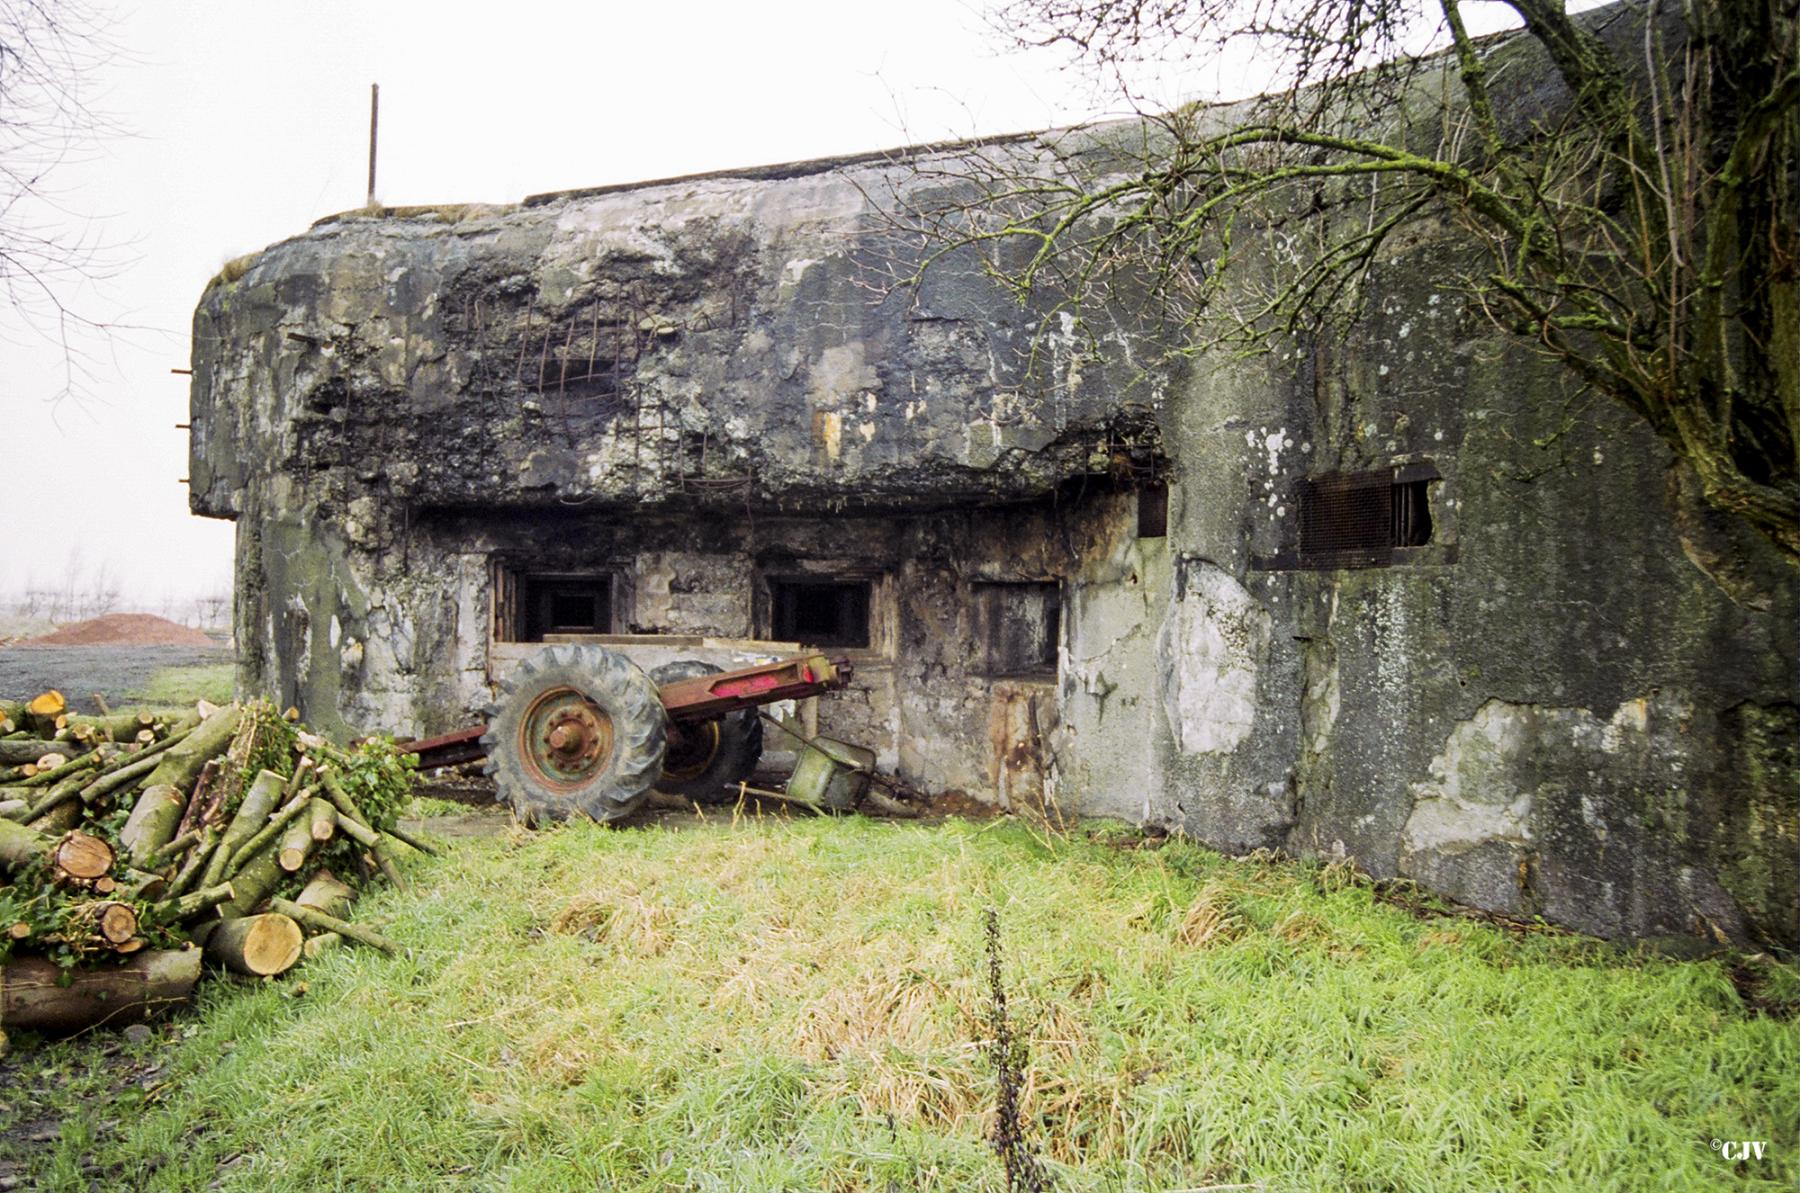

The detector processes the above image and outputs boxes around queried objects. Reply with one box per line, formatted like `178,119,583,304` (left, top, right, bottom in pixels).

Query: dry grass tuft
1176,884,1246,948
550,882,671,956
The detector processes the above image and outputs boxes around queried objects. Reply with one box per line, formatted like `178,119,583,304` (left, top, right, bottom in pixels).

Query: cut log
384,822,442,857
269,898,400,955
140,705,243,798
80,733,195,804
0,799,25,821
121,868,168,902
226,791,314,874
0,949,203,1034
166,830,219,898
221,846,284,917
203,768,285,889
147,829,202,867
0,740,90,766
0,818,51,871
30,753,68,772
175,757,222,840
372,841,408,891
95,902,139,945
308,799,337,842
52,831,115,881
333,811,380,849
204,913,303,976
27,800,82,835
277,807,315,873
23,690,66,736
19,751,100,790
121,784,186,868
63,709,194,742
22,767,97,822
295,870,354,919
152,882,234,923
319,770,375,830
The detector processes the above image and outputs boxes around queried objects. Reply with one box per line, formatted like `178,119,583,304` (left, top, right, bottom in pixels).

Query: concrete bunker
188,19,1796,947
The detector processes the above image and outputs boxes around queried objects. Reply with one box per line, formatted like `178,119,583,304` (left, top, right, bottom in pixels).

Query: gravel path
0,644,232,713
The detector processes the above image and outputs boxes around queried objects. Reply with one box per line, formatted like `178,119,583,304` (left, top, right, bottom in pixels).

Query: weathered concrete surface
192,11,1797,947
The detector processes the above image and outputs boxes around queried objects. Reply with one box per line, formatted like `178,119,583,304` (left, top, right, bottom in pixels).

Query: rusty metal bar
657,653,852,723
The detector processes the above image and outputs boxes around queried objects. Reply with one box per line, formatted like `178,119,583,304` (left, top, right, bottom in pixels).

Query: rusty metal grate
1299,470,1395,568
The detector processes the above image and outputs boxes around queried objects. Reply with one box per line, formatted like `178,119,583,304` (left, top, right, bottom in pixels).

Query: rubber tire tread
482,645,667,824
648,659,764,803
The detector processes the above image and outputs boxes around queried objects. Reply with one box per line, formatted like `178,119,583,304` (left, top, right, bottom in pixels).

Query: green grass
13,816,1799,1191
127,663,235,707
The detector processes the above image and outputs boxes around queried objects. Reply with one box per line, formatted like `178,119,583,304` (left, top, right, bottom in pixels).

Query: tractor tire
482,645,667,825
649,659,765,803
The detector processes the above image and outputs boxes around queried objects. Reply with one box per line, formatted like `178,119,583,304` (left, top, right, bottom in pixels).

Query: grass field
129,662,235,707
8,813,1797,1191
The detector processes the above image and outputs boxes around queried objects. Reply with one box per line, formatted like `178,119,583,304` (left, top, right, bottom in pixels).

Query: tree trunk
0,949,202,1034
120,784,186,869
295,870,354,918
204,913,303,976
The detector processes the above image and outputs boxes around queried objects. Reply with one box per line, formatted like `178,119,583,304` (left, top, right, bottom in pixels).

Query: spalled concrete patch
1158,562,1270,755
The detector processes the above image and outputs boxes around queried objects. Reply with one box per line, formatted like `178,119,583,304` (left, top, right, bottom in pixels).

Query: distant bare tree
0,0,126,396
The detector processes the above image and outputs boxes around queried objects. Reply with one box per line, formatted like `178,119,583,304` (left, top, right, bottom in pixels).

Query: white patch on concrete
1401,701,1535,855
1157,564,1270,754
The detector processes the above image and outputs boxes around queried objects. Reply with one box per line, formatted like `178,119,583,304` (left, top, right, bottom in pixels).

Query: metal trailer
398,646,853,823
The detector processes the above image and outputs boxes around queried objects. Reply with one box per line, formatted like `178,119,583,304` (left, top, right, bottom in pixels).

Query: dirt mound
17,613,217,648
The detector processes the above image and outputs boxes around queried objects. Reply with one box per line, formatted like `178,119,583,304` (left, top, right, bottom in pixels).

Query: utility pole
366,83,380,207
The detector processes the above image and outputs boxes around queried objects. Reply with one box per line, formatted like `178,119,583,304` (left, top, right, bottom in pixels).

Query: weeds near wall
983,906,1050,1192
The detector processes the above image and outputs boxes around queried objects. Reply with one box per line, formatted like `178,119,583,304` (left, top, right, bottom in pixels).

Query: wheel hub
661,720,722,782
518,687,616,791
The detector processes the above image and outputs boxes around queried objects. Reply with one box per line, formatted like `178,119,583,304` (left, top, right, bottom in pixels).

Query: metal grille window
1282,464,1437,570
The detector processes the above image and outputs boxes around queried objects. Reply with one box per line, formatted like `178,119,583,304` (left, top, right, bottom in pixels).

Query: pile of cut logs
0,690,428,1037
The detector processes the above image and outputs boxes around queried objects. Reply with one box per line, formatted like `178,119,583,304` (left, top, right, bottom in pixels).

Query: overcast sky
0,0,1533,613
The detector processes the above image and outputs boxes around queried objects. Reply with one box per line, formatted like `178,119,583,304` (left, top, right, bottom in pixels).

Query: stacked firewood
0,691,426,1036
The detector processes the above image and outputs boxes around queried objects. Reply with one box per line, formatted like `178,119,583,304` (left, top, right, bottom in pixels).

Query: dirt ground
0,645,231,713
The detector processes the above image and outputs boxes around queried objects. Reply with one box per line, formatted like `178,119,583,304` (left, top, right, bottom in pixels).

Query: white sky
0,0,1536,610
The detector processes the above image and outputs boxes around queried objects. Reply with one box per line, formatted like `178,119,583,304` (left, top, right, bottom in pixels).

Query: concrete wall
190,32,1797,948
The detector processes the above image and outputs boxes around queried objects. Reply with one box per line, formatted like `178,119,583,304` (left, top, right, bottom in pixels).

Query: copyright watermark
1709,1138,1771,1162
